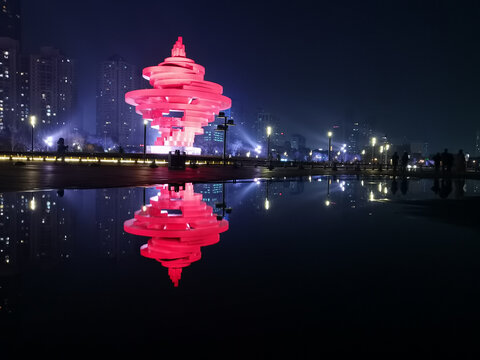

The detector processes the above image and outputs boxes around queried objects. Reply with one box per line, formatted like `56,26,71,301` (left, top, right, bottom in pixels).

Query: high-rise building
96,55,140,151
0,37,19,139
0,0,21,41
347,121,360,155
30,47,75,140
291,134,306,150
254,111,273,145
17,55,29,126
195,115,224,155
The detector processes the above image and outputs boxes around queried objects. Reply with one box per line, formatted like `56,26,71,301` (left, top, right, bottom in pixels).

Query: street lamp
371,137,377,164
216,112,234,166
30,115,36,153
327,131,333,163
266,126,272,160
385,144,390,167
143,119,148,162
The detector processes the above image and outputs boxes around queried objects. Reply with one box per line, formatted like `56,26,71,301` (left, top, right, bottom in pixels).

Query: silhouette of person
433,152,441,173
391,152,399,173
56,138,68,161
439,178,452,199
431,178,440,194
401,151,409,172
455,149,466,174
441,148,453,174
391,178,398,194
400,177,408,195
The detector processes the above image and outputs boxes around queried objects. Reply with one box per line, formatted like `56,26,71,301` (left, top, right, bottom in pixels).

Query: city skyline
1,0,480,154
16,0,480,153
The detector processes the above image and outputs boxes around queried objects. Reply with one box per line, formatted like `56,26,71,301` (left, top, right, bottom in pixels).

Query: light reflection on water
0,176,479,349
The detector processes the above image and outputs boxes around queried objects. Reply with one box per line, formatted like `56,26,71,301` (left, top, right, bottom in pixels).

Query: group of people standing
432,149,466,174
389,148,466,174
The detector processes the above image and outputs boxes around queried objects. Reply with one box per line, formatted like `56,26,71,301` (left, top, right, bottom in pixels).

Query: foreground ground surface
1,162,479,191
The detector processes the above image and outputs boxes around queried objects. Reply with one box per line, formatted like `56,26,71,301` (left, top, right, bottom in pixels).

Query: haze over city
18,0,480,152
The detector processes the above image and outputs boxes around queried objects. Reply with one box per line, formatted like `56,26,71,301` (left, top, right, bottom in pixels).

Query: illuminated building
0,37,18,136
254,110,273,146
291,134,306,150
29,47,74,138
124,183,228,287
96,187,139,258
96,55,140,151
347,122,360,155
125,37,231,155
195,115,224,154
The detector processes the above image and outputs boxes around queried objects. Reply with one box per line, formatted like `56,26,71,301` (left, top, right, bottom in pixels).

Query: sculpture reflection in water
124,183,228,287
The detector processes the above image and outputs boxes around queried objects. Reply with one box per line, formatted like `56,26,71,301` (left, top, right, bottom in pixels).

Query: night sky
21,0,480,152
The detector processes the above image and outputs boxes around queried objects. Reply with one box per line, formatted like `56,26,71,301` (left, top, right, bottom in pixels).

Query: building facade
96,55,140,151
29,47,74,141
0,37,18,139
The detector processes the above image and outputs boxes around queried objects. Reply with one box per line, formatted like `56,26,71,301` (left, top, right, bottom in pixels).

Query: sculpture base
147,145,201,155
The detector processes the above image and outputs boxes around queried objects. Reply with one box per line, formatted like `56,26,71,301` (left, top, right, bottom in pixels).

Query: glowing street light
385,143,390,166
266,126,272,160
327,131,333,162
30,115,36,153
371,137,377,164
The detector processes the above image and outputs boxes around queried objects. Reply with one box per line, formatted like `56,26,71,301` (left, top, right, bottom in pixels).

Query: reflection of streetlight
264,180,270,211
327,131,333,162
325,176,331,206
30,115,36,153
29,197,36,211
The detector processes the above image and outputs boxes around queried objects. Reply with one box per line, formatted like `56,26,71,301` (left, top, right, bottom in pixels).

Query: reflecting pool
1,176,479,353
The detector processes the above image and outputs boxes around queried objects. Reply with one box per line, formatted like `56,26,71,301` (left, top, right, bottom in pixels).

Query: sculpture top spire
171,36,186,57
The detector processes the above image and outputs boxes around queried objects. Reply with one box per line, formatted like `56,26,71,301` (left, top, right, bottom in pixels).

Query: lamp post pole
216,112,234,166
143,119,148,162
327,131,333,163
30,115,36,153
371,137,376,165
385,144,390,168
223,116,227,166
266,126,272,160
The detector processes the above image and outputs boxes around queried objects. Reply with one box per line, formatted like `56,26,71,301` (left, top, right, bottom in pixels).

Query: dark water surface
1,176,479,354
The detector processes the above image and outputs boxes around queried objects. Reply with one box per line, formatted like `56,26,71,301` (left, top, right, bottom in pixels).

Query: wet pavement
1,162,479,191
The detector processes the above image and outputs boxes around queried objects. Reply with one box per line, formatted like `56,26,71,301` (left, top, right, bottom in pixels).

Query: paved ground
1,162,479,191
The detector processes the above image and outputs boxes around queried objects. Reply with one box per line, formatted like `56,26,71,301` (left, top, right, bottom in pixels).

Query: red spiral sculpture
124,183,228,287
125,37,232,154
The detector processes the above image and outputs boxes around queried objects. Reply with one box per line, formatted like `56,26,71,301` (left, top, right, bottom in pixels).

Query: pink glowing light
125,37,232,154
124,183,228,287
